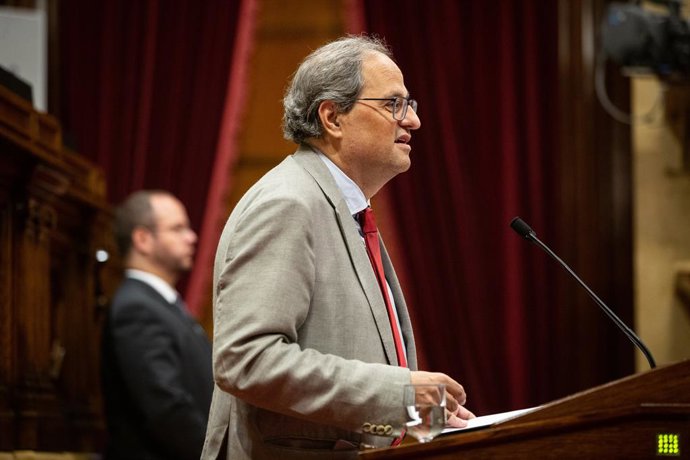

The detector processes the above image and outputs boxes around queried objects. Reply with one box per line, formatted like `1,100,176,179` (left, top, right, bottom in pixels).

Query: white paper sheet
442,406,540,434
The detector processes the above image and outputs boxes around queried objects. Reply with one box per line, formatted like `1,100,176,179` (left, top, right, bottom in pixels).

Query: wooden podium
360,359,690,459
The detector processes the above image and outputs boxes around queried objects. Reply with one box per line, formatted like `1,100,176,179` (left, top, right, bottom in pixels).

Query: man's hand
410,371,475,428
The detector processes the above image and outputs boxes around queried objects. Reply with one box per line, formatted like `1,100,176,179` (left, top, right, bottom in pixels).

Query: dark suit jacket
102,277,213,460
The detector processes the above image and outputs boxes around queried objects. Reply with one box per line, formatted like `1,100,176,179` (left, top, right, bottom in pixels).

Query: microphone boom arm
511,217,656,369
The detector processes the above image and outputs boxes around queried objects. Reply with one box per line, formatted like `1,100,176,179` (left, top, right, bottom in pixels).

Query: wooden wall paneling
0,84,112,451
14,193,63,449
48,196,111,450
0,183,16,449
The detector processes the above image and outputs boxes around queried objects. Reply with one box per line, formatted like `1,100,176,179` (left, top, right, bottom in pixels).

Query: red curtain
56,0,254,314
55,0,635,417
361,1,581,414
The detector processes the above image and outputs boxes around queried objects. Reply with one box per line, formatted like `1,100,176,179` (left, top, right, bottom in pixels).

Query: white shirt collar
125,269,179,304
317,151,369,216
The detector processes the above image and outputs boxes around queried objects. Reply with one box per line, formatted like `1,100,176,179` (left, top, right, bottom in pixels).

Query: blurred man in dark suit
102,189,213,460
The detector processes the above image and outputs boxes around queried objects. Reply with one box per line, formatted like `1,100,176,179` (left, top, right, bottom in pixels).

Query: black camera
601,1,690,79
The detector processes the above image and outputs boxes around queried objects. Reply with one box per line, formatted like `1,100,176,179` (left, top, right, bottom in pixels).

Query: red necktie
359,207,408,368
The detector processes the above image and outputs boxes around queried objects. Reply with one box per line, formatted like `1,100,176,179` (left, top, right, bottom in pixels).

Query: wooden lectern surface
360,359,690,459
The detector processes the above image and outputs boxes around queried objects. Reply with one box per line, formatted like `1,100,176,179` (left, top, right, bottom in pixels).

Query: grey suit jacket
201,145,417,459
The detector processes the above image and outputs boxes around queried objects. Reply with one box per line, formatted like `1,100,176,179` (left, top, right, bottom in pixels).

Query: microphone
510,216,656,369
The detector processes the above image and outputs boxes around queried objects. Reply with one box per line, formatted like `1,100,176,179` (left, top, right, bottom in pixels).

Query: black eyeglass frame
356,96,418,121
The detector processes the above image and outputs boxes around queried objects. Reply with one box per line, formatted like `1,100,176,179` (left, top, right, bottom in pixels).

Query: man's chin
178,260,194,273
396,155,412,173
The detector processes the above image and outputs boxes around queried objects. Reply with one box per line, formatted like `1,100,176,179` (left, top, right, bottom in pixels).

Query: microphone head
510,217,536,240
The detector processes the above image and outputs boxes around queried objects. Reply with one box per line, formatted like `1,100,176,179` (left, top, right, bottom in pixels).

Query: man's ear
131,226,154,255
318,100,343,138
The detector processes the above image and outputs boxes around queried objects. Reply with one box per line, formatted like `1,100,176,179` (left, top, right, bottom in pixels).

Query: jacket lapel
291,145,399,366
379,239,417,370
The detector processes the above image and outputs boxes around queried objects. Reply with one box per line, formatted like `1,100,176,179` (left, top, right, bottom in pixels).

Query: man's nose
401,106,421,130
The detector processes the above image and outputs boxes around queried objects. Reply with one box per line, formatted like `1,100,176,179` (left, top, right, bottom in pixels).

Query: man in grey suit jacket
202,36,473,459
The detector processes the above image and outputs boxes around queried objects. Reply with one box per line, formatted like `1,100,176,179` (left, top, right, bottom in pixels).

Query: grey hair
282,35,392,144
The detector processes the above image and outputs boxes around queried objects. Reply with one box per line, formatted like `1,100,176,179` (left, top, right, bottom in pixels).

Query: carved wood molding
0,86,61,163
20,199,57,245
0,83,111,450
0,85,108,209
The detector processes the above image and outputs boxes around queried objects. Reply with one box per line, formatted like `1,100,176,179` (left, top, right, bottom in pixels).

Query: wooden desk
361,360,690,459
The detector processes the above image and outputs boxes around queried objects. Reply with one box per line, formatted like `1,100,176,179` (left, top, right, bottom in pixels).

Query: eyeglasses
356,96,418,121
